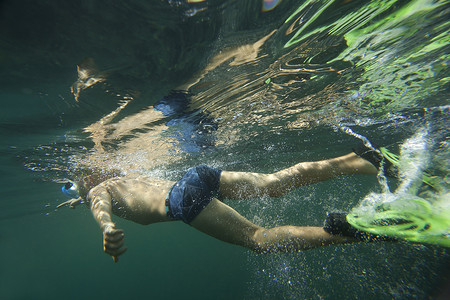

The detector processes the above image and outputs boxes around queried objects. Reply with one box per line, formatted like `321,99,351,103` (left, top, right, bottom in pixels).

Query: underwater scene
0,0,449,299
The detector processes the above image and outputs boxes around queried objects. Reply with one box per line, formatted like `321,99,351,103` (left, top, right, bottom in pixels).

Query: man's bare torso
87,176,176,225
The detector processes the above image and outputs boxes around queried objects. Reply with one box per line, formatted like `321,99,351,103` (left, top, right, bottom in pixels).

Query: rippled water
1,0,449,299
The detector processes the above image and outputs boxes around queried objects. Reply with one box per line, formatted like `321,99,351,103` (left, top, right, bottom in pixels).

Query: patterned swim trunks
166,165,222,224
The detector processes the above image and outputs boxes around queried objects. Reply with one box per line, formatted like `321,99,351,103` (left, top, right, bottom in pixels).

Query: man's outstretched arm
87,186,127,262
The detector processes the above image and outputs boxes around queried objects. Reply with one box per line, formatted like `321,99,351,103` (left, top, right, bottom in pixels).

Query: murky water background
1,0,449,299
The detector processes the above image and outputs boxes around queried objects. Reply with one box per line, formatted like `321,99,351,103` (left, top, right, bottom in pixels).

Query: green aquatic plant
336,0,450,115
283,0,449,117
283,0,399,49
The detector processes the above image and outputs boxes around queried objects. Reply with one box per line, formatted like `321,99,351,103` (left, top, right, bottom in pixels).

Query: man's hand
56,197,82,209
103,225,127,263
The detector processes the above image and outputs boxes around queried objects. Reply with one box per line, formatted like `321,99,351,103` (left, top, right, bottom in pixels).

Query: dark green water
1,0,449,299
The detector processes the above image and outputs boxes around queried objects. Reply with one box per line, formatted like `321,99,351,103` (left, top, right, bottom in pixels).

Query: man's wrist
101,222,115,231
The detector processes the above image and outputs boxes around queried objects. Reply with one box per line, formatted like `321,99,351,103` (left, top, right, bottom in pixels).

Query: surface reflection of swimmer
59,146,394,262
153,91,217,153
72,57,217,169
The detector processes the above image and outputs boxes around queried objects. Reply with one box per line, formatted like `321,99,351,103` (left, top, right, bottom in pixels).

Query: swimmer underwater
58,146,396,262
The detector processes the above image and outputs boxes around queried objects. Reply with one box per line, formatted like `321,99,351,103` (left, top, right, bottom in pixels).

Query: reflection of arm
88,186,127,262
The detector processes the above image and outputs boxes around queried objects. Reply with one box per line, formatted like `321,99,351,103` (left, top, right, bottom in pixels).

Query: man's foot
323,212,397,242
353,144,398,178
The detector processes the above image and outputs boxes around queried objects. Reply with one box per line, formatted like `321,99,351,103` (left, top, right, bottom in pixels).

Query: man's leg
190,199,356,253
219,152,377,200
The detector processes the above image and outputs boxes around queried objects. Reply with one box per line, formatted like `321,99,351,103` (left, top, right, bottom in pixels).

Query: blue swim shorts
166,165,222,224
